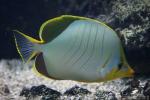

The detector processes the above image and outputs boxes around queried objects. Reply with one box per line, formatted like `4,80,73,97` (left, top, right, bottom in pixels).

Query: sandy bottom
0,59,148,100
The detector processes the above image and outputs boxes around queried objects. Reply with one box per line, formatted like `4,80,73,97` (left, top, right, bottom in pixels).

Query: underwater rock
117,9,150,75
3,85,10,95
120,78,150,100
64,85,91,96
0,84,10,95
143,80,150,96
121,86,132,97
20,85,61,100
20,87,31,97
110,1,150,74
121,78,141,95
126,78,140,88
95,90,117,100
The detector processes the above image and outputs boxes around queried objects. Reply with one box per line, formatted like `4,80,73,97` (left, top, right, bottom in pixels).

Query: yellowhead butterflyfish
14,15,134,82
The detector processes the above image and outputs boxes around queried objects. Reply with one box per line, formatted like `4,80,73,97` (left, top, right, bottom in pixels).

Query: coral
112,0,150,21
64,85,91,96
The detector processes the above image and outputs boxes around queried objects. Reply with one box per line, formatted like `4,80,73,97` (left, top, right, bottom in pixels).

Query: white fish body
40,20,121,81
14,15,134,82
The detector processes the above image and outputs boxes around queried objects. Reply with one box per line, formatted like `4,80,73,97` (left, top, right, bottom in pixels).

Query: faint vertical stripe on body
71,21,92,68
80,22,98,71
64,22,85,66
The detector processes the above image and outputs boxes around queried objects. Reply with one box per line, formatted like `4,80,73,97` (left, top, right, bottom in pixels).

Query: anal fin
34,53,58,80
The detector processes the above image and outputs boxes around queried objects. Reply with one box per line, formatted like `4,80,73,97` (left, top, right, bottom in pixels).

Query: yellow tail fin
13,30,42,63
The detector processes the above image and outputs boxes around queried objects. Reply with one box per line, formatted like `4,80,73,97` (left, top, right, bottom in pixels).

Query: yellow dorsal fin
38,15,114,43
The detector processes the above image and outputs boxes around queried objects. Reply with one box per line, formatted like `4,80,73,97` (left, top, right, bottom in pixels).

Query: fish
13,15,134,82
